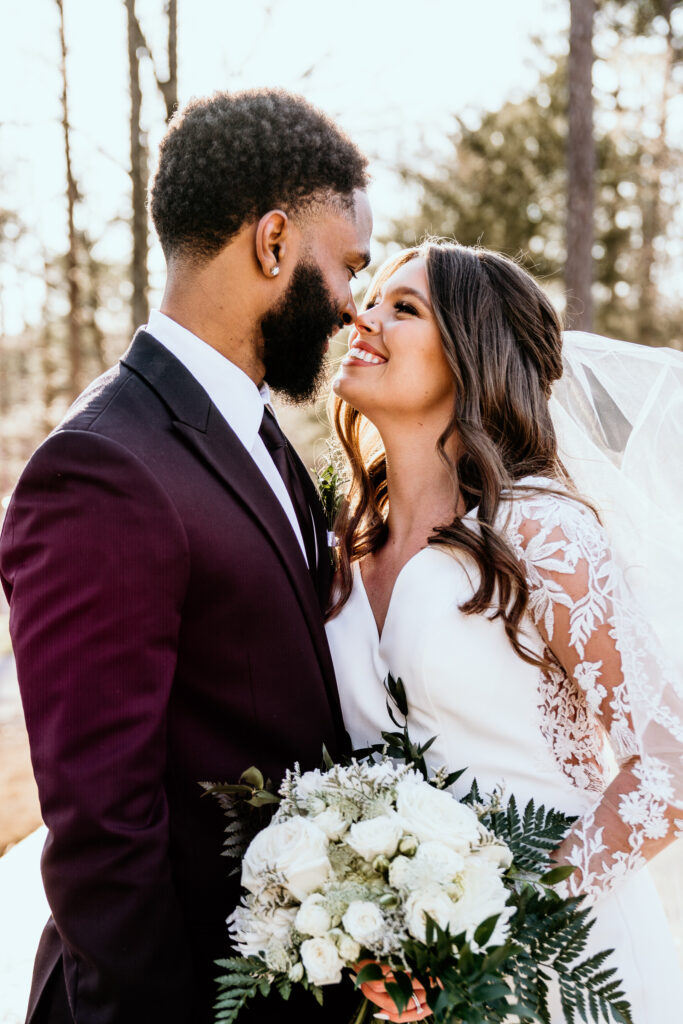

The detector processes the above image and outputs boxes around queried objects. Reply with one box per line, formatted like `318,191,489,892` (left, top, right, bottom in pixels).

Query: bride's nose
354,309,380,334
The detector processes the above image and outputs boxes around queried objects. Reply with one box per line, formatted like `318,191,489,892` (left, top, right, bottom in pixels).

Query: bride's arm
513,496,682,902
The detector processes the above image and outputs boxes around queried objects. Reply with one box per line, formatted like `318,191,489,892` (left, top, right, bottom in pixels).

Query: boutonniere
315,460,345,571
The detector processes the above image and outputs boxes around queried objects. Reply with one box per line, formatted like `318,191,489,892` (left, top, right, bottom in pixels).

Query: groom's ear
255,210,291,280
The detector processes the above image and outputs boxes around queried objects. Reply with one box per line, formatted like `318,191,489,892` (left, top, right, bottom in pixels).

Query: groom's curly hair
150,89,369,262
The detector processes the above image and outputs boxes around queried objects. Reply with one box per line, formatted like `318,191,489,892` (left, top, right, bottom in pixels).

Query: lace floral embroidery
500,484,683,900
538,656,608,793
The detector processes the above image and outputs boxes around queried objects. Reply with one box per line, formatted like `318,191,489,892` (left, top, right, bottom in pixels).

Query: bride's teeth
348,347,383,364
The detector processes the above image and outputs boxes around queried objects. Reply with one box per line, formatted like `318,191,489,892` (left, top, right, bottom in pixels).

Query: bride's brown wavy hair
330,240,580,666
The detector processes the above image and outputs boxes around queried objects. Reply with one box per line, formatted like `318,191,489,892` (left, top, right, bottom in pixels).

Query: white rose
411,841,465,886
242,817,330,901
227,904,297,957
475,841,513,870
296,894,332,937
300,936,344,986
396,780,480,852
337,932,362,963
404,886,459,943
448,858,512,948
312,807,349,841
346,813,403,862
342,900,385,945
388,855,413,890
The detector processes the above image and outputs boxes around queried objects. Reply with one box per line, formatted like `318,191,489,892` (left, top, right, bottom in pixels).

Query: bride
325,240,683,1021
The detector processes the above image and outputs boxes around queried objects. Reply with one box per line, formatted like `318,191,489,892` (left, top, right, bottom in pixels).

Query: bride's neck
380,423,461,549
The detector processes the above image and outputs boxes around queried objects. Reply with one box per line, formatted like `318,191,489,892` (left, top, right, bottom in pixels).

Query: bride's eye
395,301,418,316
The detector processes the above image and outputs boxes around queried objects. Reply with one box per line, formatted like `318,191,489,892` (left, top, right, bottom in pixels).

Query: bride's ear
255,210,290,280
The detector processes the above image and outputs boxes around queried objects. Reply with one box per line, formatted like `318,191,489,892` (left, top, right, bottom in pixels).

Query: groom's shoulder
57,353,164,437
18,352,176,487
57,360,136,432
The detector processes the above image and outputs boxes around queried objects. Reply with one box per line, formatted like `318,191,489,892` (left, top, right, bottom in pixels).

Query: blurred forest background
0,1,682,974
0,0,682,496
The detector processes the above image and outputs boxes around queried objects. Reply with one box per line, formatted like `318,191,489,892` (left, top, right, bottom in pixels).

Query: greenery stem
348,996,374,1024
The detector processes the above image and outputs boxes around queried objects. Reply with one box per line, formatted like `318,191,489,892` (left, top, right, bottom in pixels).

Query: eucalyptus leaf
473,913,501,949
384,979,410,1016
355,962,385,986
239,766,264,790
321,744,335,770
541,865,577,885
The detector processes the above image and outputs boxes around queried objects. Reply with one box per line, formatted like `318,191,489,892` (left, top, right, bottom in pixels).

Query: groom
0,90,371,1023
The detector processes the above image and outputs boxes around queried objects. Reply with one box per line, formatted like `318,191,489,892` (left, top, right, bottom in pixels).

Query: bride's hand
353,960,433,1022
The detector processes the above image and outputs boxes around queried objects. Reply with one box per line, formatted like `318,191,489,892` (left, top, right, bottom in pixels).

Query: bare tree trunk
125,0,149,333
56,0,83,399
41,256,60,434
162,0,178,122
83,242,108,373
638,0,674,346
566,0,595,331
133,0,178,123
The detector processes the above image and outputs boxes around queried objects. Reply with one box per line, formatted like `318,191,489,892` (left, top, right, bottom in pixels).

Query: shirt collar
146,309,269,451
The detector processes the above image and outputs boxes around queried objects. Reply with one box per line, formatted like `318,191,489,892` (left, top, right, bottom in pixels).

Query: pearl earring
270,266,280,277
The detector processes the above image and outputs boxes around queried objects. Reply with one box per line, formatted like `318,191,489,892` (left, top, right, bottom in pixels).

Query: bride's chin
332,373,354,402
331,375,370,415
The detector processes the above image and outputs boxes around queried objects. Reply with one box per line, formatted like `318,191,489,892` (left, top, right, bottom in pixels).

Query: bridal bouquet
206,678,632,1024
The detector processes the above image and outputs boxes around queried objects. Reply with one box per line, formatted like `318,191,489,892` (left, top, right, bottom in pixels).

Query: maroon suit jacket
0,332,355,1023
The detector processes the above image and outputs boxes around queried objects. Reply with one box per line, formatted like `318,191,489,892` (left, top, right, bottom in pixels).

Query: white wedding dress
326,480,683,1023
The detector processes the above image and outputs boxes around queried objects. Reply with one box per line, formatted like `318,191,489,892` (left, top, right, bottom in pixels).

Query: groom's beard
260,259,341,403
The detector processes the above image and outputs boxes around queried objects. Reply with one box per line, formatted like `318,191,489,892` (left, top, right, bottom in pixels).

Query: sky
0,0,679,334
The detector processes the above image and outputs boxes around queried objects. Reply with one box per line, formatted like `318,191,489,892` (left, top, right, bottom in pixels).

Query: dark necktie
259,406,317,572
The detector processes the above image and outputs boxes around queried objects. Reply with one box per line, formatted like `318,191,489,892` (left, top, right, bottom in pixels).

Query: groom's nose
339,293,358,326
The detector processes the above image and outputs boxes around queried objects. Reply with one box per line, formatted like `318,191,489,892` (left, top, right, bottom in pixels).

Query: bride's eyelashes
395,300,418,316
361,298,419,316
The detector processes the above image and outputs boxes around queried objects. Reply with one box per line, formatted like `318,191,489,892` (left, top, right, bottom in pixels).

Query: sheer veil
550,331,683,823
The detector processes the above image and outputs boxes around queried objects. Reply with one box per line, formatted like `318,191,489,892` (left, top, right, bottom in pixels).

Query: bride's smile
334,258,454,428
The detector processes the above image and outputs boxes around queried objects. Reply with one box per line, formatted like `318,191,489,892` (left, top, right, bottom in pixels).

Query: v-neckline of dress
356,547,435,644
355,501,491,643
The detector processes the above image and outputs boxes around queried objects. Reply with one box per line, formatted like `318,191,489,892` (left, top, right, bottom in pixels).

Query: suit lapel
121,331,345,740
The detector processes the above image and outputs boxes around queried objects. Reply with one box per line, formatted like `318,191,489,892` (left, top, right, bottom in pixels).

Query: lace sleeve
508,488,683,902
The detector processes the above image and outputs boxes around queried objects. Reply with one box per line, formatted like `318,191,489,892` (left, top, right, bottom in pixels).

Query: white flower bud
372,854,391,875
398,834,419,856
378,892,398,909
337,932,362,963
288,961,304,983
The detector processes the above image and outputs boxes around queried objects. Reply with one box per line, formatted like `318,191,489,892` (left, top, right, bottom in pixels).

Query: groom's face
261,190,372,403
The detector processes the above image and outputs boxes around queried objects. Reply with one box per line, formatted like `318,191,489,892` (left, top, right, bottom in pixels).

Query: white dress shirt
146,309,309,564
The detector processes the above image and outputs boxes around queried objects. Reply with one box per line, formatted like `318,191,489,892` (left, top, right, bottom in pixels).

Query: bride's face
333,257,455,427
